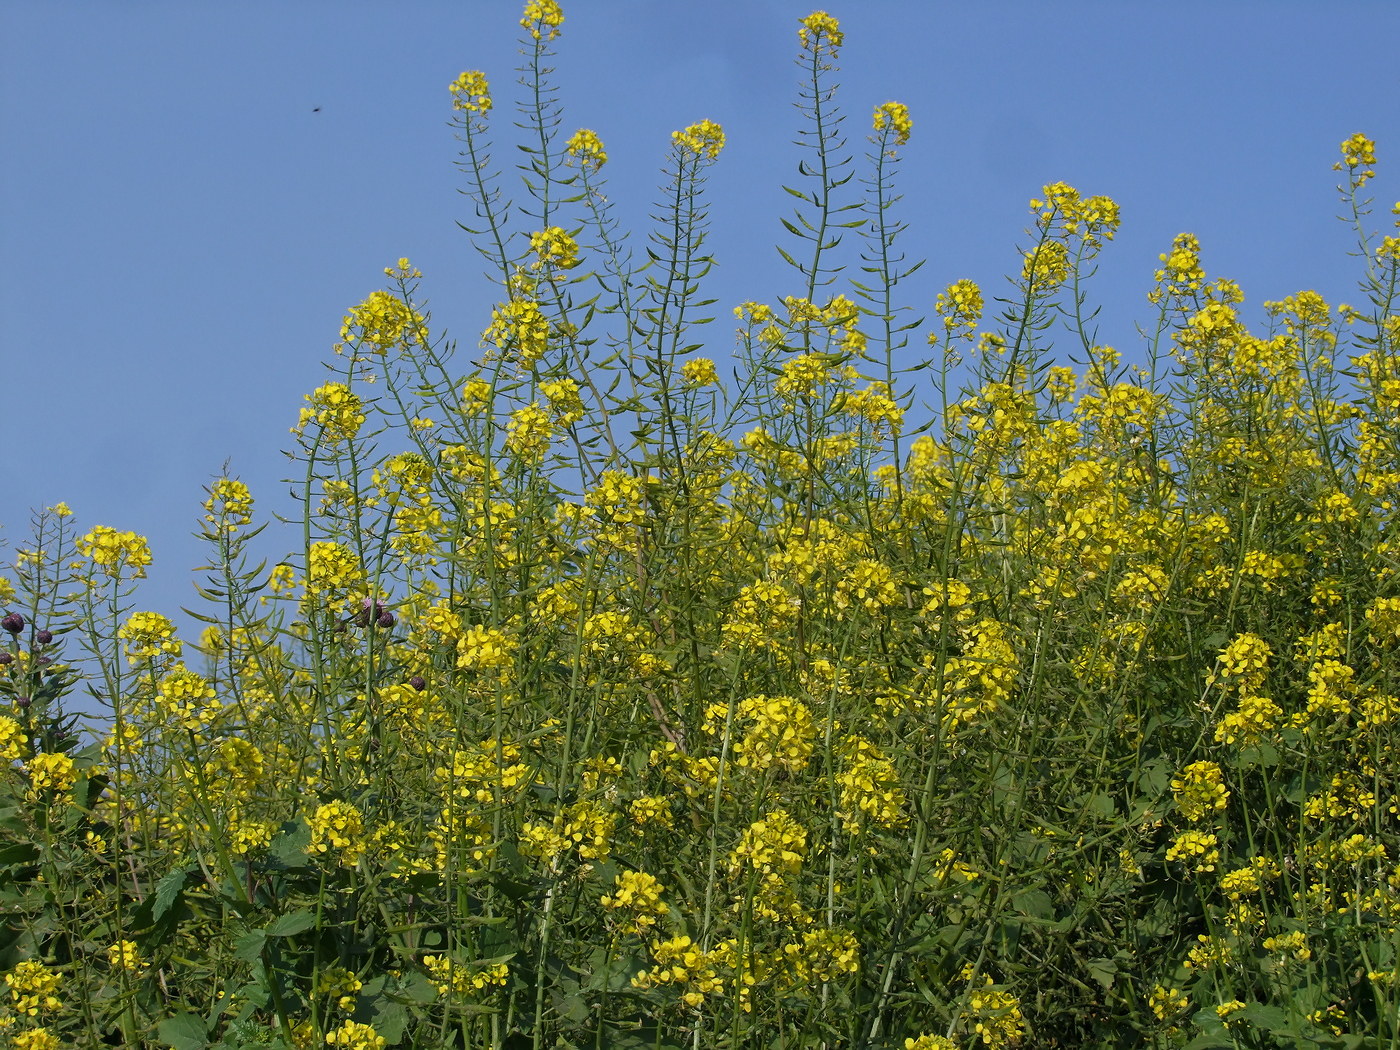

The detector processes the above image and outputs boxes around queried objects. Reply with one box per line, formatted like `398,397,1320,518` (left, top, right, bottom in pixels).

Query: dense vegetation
2,4,1398,1048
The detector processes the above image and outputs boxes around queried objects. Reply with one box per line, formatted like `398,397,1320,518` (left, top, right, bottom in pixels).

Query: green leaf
233,930,267,963
1083,957,1117,990
152,868,189,923
264,909,316,938
1242,1003,1290,1031
270,820,311,867
370,1000,408,1042
158,1011,209,1050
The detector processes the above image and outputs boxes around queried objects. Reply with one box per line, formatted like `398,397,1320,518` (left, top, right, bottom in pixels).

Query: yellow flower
325,1020,385,1050
566,128,607,169
1336,132,1376,184
78,525,153,579
341,289,426,354
0,716,26,763
294,382,366,443
601,870,670,933
5,960,62,1016
308,800,368,866
905,1037,956,1050
107,940,145,974
872,101,912,146
529,226,581,270
24,752,76,800
1171,761,1230,823
520,0,564,40
672,120,725,160
450,70,492,113
798,10,843,51
204,477,253,532
681,357,719,387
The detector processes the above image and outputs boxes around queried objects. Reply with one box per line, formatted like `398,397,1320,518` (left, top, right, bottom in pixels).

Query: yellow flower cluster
314,965,362,1012
1030,181,1121,242
631,935,728,1009
565,128,606,169
601,870,670,933
449,70,491,113
308,800,368,866
1022,239,1070,294
963,986,1025,1049
325,1020,385,1050
798,10,843,51
306,541,364,593
1336,132,1377,184
295,382,366,443
520,0,564,41
456,624,515,672
905,1036,956,1050
434,739,530,804
482,295,550,367
4,960,62,1017
835,736,907,831
672,120,725,161
0,715,25,762
872,101,912,146
340,289,426,354
1171,761,1230,823
734,695,816,773
681,357,719,387
24,752,76,799
78,525,152,580
203,477,253,533
155,665,220,732
1167,830,1220,873
118,611,181,662
529,226,580,271
541,378,584,425
106,940,145,974
730,809,807,876
422,956,509,997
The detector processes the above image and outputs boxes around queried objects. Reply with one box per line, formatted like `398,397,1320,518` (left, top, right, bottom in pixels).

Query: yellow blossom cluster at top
449,70,491,113
340,287,427,355
798,10,843,51
1336,132,1376,184
520,0,564,40
872,101,912,146
78,525,152,580
565,128,607,170
672,120,725,160
1030,181,1121,243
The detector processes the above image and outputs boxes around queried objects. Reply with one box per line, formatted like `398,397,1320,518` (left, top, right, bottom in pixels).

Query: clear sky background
2,0,1399,650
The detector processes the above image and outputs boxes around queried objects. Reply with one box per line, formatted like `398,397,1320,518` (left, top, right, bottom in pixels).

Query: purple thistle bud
409,675,427,692
1,613,24,635
0,652,12,665
16,696,31,708
376,611,395,629
35,630,53,645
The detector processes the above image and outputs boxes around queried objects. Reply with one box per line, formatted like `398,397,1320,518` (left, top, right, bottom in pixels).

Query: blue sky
2,0,1398,645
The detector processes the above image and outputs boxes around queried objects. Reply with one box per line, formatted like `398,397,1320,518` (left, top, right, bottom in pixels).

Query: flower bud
377,611,395,629
36,630,53,644
409,675,427,692
0,652,12,665
16,696,31,708
1,613,24,635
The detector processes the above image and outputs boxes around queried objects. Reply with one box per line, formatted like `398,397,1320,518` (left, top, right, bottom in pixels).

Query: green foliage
2,6,1400,1050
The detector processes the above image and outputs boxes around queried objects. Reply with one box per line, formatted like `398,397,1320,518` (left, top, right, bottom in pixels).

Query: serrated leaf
152,868,189,923
157,1011,209,1050
264,909,316,938
233,930,267,963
